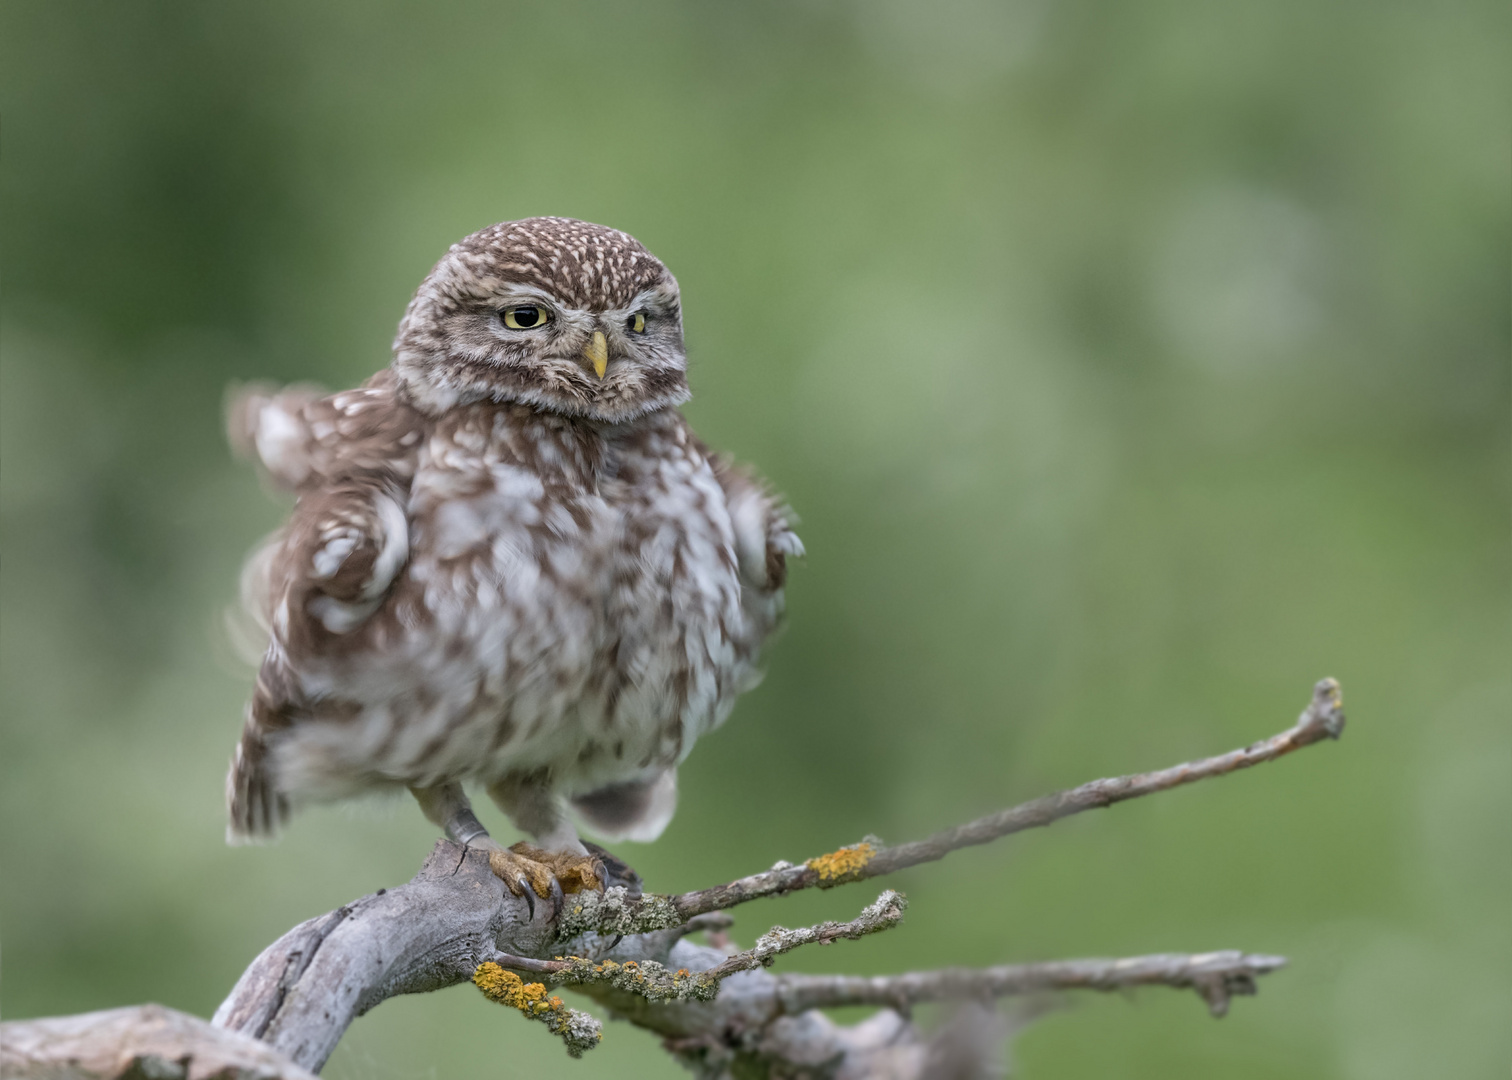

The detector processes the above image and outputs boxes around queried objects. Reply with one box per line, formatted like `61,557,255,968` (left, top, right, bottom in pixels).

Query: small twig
482,950,569,976
702,889,907,981
662,678,1345,921
774,950,1288,1018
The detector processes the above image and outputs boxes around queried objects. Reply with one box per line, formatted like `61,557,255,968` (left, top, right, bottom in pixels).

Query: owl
224,217,800,900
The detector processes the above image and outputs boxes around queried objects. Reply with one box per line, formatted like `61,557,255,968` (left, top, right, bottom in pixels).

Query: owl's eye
628,312,646,334
502,305,551,330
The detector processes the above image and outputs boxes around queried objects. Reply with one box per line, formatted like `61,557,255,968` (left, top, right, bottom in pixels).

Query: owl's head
392,217,689,423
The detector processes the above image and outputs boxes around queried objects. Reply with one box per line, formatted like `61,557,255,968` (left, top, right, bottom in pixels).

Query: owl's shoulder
230,367,427,491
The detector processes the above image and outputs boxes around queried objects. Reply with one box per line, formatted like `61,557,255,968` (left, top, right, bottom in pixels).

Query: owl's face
392,217,690,423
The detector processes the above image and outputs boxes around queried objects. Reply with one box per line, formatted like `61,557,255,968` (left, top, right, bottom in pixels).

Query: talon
583,841,643,896
547,875,565,922
486,842,605,921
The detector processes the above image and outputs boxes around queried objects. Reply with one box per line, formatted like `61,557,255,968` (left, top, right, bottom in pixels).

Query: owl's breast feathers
229,374,797,835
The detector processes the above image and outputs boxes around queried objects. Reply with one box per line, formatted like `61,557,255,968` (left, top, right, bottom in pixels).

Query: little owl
224,217,800,901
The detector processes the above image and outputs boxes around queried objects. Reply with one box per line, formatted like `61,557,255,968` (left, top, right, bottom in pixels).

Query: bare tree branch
9,680,1340,1079
212,842,546,1071
661,677,1345,922
774,950,1288,1018
0,1004,317,1080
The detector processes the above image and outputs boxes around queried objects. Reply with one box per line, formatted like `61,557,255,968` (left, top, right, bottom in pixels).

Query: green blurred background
2,1,1507,1076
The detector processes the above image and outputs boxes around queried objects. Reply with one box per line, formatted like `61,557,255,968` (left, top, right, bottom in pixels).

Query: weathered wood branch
661,677,1346,921
201,680,1342,1075
212,840,548,1070
0,1004,317,1080
772,950,1288,1018
5,680,1343,1079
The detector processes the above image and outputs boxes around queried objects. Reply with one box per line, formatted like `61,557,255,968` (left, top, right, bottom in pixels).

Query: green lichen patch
553,886,683,940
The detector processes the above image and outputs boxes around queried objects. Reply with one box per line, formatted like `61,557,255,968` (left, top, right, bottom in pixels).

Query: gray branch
774,950,1289,1018
4,680,1343,1079
663,677,1346,921
0,1004,318,1080
211,841,548,1071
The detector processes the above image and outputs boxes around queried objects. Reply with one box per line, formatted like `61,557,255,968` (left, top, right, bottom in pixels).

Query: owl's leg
485,771,583,852
410,781,578,914
410,781,498,850
485,773,611,898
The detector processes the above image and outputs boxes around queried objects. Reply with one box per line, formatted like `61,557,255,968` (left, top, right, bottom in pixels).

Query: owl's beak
584,331,609,379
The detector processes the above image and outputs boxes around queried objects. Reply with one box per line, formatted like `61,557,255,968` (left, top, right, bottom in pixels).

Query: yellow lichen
473,962,553,1012
806,841,876,884
473,962,604,1057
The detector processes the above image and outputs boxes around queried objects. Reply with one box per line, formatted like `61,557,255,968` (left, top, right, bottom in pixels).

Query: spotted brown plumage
225,219,800,892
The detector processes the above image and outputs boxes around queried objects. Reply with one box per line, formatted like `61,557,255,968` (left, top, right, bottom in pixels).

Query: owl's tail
226,713,289,844
570,768,678,844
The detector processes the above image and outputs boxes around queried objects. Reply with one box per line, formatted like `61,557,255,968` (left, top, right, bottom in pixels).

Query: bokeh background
2,1,1507,1077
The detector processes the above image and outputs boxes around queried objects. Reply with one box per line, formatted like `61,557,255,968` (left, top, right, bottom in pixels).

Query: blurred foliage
1,1,1507,1077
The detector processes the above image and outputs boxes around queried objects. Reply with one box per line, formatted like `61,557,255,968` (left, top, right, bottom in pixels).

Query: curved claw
487,844,601,928
547,874,565,923
583,841,642,897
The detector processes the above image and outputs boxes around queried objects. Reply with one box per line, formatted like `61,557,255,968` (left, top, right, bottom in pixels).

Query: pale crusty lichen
738,889,907,971
472,962,602,1057
549,956,719,1003
806,841,876,886
552,886,682,941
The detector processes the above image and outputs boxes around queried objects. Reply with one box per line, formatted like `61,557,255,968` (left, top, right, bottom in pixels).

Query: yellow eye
628,312,646,334
502,305,550,330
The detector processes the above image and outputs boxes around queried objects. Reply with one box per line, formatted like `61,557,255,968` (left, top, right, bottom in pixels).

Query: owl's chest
403,417,740,666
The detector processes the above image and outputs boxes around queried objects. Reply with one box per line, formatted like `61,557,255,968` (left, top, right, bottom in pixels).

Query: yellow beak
584,330,608,379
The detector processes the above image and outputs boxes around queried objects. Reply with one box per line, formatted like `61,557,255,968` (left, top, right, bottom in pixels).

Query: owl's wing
228,474,411,841
277,478,412,634
227,374,421,841
694,434,803,687
706,452,804,594
226,368,424,658
227,368,425,493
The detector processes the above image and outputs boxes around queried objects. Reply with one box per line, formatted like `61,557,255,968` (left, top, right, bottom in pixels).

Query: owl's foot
489,843,604,915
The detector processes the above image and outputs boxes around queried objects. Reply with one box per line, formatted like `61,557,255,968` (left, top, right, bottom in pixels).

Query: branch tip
1303,677,1346,741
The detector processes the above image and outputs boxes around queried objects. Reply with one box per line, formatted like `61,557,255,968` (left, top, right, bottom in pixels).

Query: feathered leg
410,781,604,907
410,781,496,848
